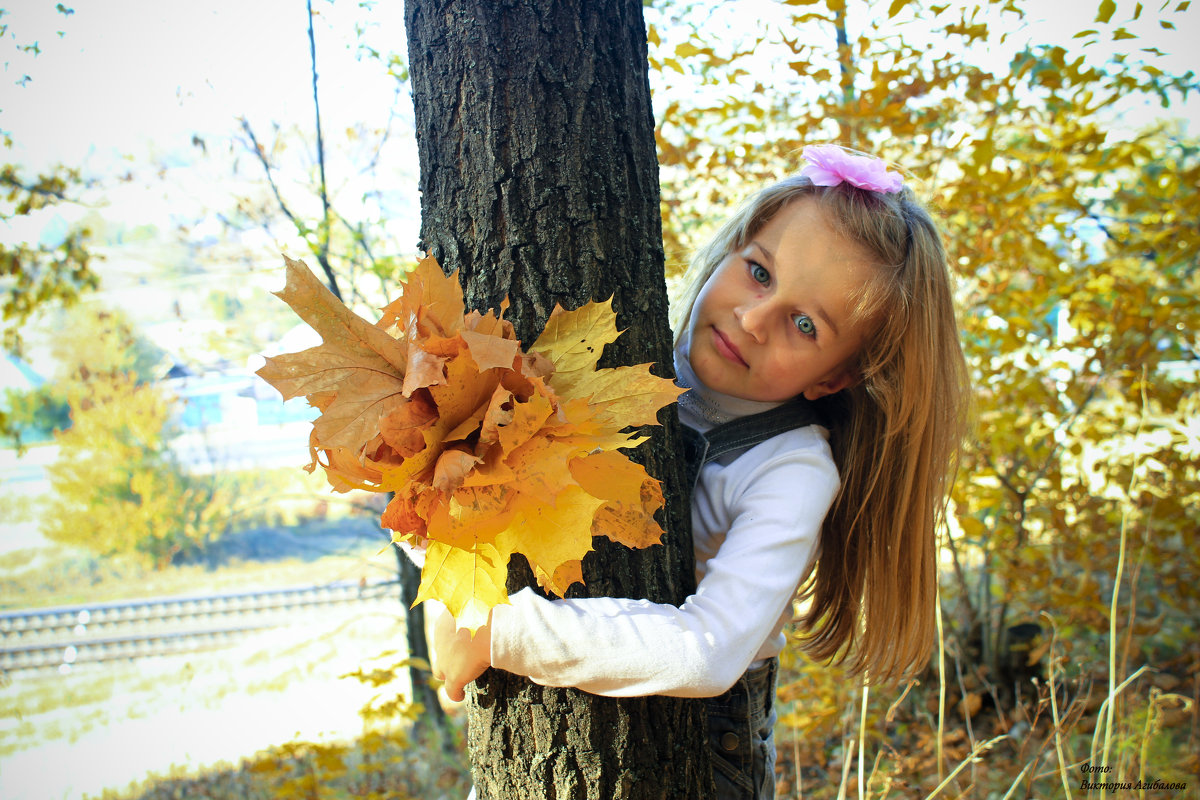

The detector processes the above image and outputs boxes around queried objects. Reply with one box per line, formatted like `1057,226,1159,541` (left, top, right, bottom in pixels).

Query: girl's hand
430,606,492,702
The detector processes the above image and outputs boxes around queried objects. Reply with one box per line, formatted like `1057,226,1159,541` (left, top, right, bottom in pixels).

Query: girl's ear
802,367,857,401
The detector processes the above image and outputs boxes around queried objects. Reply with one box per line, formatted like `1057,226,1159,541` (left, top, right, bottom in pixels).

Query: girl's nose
734,300,770,342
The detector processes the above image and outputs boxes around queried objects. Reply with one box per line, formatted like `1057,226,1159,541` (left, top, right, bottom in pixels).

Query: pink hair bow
800,145,904,194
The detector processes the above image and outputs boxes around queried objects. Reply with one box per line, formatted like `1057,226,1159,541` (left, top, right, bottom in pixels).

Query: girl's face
687,198,876,404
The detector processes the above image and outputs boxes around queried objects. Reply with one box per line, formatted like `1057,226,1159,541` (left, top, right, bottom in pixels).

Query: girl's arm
437,427,838,699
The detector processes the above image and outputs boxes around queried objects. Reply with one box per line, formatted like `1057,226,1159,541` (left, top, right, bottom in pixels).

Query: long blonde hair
672,173,970,681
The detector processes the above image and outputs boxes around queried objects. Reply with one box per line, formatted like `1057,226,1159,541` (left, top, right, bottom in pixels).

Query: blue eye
793,314,816,336
750,263,770,284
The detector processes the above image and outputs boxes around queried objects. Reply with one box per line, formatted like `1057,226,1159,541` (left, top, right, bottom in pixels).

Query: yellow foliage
650,0,1200,693
42,372,237,567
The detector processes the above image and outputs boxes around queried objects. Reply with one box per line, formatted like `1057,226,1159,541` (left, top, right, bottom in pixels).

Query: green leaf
1095,0,1116,22
887,0,909,16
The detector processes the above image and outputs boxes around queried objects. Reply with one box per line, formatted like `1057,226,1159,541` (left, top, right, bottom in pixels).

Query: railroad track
0,579,401,672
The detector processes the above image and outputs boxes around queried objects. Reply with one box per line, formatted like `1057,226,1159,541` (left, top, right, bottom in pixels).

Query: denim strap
681,399,823,496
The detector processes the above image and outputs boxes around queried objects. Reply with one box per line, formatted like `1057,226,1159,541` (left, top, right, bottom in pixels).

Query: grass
91,725,472,800
2,438,1195,799
0,578,450,800
0,464,460,800
0,505,394,612
770,635,1198,799
0,448,472,799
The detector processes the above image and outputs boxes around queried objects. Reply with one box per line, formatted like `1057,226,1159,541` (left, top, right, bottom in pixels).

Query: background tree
225,0,415,314
0,160,98,355
0,5,99,442
166,0,457,739
647,0,1198,791
38,309,241,567
404,0,713,797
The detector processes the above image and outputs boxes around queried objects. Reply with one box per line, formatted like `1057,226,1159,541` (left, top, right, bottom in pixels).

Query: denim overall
680,399,822,800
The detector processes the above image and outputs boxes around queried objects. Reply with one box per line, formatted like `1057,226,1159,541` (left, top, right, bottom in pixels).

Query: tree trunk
404,1,714,798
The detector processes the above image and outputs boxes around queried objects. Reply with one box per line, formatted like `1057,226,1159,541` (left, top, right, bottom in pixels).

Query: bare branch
306,0,337,300
238,117,304,236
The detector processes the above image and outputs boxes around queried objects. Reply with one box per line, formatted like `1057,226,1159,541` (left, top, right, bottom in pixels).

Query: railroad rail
0,579,401,672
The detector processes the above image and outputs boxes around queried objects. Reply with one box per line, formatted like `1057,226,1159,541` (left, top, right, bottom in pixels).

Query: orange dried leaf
479,385,516,446
444,408,487,443
505,437,590,501
378,255,464,338
535,559,584,597
506,484,604,593
429,356,502,428
379,394,437,458
591,503,665,550
257,256,409,451
462,328,521,371
382,492,427,537
309,436,383,493
570,450,665,549
402,345,448,396
564,363,685,429
496,385,555,455
433,449,481,494
461,445,517,488
569,450,659,505
464,308,514,340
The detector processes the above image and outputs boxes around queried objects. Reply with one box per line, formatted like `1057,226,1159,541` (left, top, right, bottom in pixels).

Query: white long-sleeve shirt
488,418,838,698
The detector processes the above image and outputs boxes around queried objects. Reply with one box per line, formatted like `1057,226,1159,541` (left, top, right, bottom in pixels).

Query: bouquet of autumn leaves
257,255,683,631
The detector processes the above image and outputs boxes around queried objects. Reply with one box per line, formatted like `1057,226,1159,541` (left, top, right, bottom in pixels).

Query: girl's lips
712,327,748,367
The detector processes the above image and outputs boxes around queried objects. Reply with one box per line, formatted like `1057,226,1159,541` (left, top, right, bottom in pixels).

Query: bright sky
2,0,1195,224
1,0,408,174
5,1,1194,169
0,0,1194,353
0,0,419,370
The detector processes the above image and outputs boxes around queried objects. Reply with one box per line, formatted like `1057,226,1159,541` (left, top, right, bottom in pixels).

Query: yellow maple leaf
503,484,606,594
530,300,622,374
415,540,510,632
534,559,585,599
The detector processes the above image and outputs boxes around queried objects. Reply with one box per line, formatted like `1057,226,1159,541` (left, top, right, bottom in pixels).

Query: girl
431,144,970,799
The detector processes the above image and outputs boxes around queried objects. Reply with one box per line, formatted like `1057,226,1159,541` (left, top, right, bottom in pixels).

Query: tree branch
306,0,337,300
238,115,342,300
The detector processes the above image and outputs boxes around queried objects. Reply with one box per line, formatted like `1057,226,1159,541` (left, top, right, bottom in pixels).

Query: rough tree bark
404,1,715,798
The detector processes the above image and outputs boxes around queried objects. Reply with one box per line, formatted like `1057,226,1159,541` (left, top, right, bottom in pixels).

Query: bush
41,370,237,567
1,383,71,447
